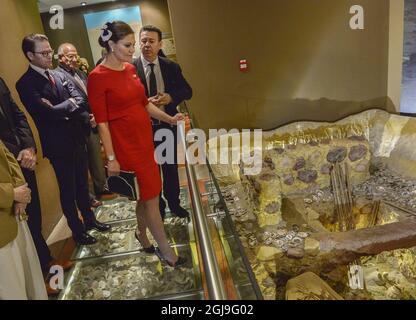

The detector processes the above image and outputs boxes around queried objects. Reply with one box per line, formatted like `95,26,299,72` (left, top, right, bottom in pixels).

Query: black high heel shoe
134,230,156,254
154,248,187,268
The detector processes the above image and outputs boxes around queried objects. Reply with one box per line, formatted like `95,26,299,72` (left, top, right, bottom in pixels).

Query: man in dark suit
55,43,110,207
0,76,53,272
133,25,193,220
16,34,110,246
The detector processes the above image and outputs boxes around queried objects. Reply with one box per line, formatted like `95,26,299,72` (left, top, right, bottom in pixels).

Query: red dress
87,63,161,201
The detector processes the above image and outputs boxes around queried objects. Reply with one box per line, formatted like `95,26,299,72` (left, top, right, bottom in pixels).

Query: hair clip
101,24,113,42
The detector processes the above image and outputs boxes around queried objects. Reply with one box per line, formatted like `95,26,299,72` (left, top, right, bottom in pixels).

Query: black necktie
148,63,157,97
45,70,56,87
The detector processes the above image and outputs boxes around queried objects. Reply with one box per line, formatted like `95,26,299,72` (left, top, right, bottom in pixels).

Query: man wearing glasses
16,34,110,247
56,43,110,209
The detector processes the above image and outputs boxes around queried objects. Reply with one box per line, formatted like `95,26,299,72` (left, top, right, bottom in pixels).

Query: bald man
55,43,109,206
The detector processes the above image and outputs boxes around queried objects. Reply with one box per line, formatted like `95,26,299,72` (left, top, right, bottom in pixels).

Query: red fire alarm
239,59,248,72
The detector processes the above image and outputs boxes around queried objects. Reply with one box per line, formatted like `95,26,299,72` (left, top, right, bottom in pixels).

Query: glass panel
72,214,193,260
197,163,263,300
61,245,201,300
95,197,136,223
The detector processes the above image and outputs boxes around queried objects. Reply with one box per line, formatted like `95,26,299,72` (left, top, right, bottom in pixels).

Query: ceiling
38,0,116,13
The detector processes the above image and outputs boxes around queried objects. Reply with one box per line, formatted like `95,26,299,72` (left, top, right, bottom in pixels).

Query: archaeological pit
208,109,416,300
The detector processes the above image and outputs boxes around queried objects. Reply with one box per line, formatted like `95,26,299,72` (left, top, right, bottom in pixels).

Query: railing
179,102,263,300
178,122,227,300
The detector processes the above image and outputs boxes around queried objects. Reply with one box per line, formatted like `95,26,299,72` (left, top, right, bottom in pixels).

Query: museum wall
388,0,404,112
168,0,403,131
0,0,62,237
40,0,172,70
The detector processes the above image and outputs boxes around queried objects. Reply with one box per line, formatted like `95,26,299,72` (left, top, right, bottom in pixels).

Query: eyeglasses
33,50,55,58
63,54,78,60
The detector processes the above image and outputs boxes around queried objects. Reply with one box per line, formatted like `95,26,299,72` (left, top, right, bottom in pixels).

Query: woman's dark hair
98,21,134,52
22,34,49,60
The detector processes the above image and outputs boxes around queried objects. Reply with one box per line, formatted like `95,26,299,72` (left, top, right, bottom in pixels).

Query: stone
298,170,318,183
327,147,347,163
304,238,320,256
320,139,331,145
355,159,369,173
321,163,332,175
280,156,292,168
308,151,322,164
293,157,306,170
265,202,280,214
306,207,320,220
348,145,368,162
283,174,294,185
262,277,276,288
260,173,277,181
256,246,284,262
348,135,366,141
253,180,261,193
308,141,320,147
287,144,297,150
274,147,285,155
263,156,275,170
286,272,344,300
286,247,305,259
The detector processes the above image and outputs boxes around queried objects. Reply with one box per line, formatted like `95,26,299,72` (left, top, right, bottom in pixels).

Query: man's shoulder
0,77,7,91
16,68,33,90
159,56,179,68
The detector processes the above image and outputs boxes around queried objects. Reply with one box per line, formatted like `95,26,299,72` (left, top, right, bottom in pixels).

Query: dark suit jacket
0,77,36,158
55,65,98,134
16,67,90,159
132,56,193,117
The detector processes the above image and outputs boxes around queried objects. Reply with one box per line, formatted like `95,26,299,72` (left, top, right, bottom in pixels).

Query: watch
107,155,116,161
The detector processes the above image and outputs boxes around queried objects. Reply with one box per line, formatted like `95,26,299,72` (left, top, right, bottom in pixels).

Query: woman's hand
170,113,185,125
107,159,121,176
13,184,31,204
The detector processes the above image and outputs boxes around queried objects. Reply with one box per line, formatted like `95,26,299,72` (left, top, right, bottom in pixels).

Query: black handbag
106,170,139,200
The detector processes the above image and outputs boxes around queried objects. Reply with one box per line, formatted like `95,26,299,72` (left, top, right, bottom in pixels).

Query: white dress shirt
29,63,51,80
140,56,165,96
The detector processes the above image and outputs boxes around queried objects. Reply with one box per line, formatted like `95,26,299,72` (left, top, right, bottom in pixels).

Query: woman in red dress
87,21,185,267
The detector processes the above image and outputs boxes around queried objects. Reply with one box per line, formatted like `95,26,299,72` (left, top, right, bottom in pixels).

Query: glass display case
59,175,261,300
60,107,262,300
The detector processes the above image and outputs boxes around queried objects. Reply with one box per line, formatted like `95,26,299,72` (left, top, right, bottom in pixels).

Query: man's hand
89,114,97,128
14,202,27,217
13,183,31,204
17,148,37,171
149,93,172,107
41,98,53,108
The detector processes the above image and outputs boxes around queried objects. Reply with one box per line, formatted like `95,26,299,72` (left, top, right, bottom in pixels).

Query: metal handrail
178,123,227,300
180,102,263,300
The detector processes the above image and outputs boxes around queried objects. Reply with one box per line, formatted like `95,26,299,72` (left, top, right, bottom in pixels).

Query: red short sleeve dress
87,63,161,201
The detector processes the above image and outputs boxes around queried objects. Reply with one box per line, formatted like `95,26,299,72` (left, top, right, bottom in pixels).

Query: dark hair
22,34,49,60
98,21,134,52
158,49,167,58
140,25,162,41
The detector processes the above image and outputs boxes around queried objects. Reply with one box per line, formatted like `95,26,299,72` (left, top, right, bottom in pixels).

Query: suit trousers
22,168,53,271
49,144,95,236
153,123,181,212
86,130,106,196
